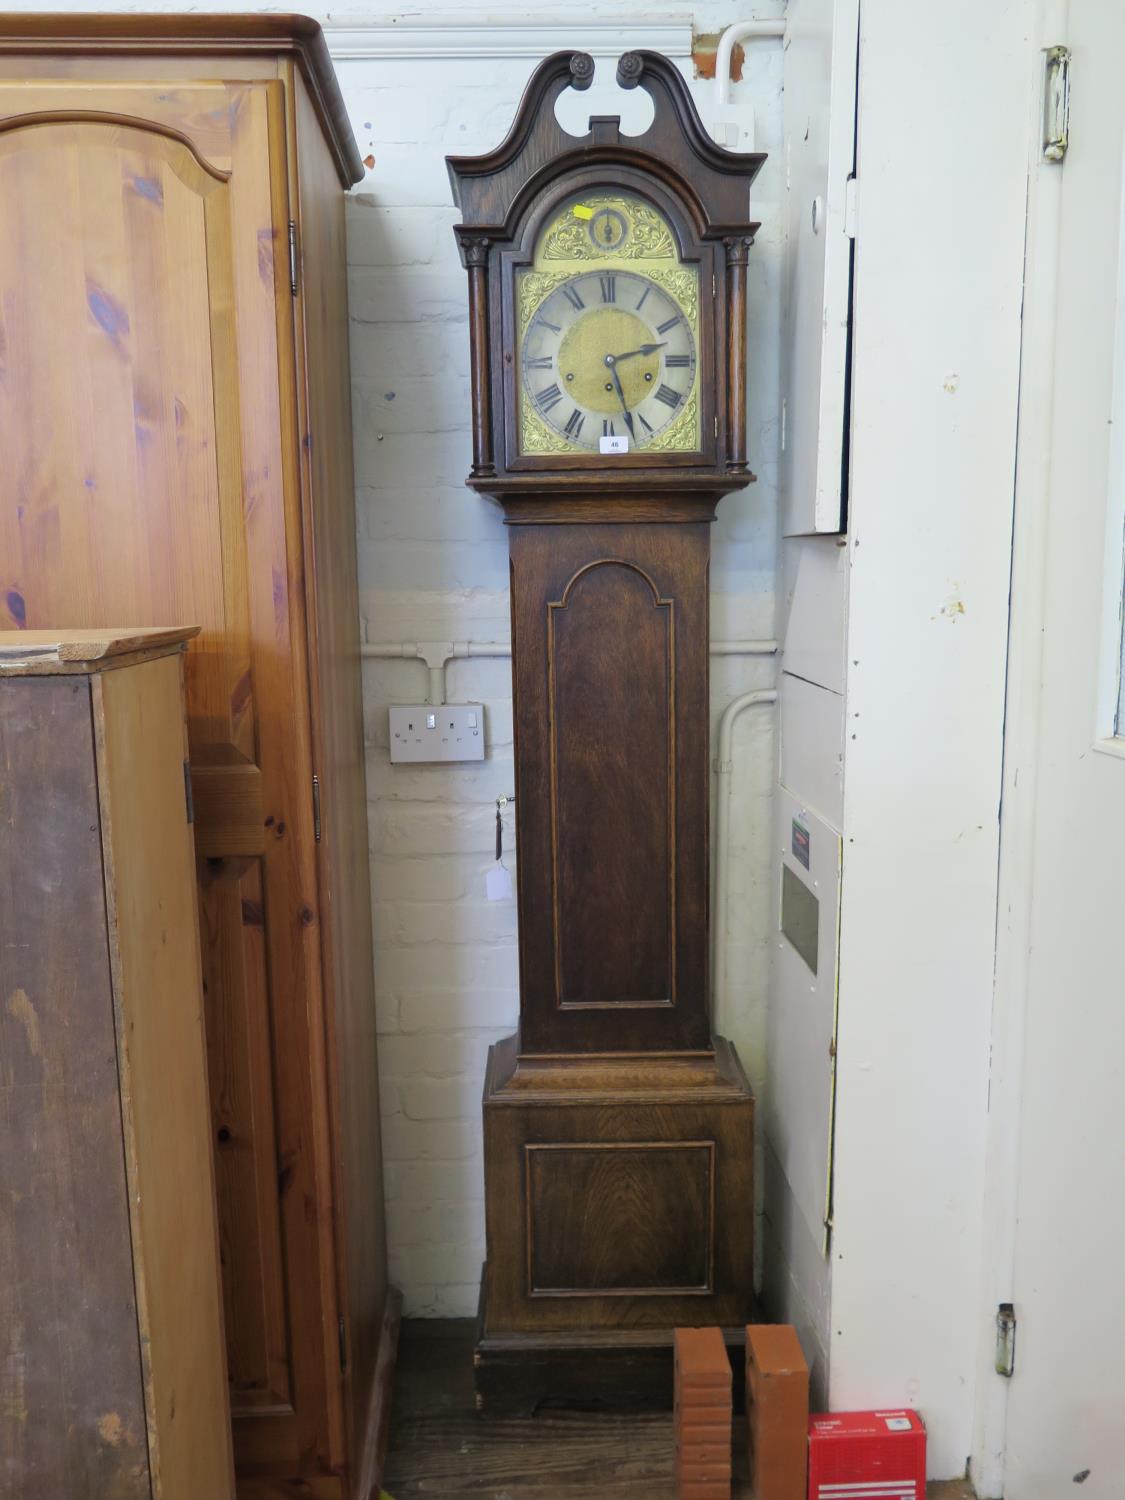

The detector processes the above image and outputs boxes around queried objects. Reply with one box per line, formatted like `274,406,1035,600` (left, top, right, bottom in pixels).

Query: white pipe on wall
361,638,779,704
712,18,786,148
711,688,778,1023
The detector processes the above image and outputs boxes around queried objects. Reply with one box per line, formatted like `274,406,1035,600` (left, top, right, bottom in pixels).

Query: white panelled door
1002,7,1125,1496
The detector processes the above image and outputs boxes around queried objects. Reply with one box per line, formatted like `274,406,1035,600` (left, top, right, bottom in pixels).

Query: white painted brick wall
17,0,783,1318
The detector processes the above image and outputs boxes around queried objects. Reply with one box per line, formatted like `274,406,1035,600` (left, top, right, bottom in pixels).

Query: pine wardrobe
0,16,393,1497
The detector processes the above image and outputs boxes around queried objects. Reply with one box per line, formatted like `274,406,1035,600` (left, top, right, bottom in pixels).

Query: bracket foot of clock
473,1280,753,1415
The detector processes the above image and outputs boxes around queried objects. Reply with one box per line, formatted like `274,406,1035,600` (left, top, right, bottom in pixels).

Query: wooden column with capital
448,48,765,1407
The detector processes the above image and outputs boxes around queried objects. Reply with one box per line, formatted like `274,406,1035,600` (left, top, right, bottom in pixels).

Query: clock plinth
479,1039,754,1340
447,49,766,1405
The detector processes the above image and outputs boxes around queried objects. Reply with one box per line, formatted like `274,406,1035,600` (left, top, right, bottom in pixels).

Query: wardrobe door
0,83,339,1471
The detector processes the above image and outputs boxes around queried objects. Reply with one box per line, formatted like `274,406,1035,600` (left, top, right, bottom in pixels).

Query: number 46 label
599,434,630,455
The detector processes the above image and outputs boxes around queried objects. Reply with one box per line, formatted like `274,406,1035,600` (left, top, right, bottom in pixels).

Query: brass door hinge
312,773,322,843
995,1302,1017,1377
1043,46,1070,162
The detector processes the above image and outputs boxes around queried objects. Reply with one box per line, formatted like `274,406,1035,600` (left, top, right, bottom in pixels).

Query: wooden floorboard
381,1319,978,1500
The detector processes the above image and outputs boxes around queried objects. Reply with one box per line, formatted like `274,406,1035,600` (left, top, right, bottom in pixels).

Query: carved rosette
616,50,645,89
568,52,595,90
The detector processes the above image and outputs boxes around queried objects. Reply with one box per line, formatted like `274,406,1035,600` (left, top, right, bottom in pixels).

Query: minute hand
612,341,667,362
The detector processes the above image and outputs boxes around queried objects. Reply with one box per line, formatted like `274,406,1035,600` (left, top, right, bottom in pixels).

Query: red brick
679,1441,730,1463
674,1327,732,1386
675,1327,732,1500
745,1325,808,1500
676,1387,733,1408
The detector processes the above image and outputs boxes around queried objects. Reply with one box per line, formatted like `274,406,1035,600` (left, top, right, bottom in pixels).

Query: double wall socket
389,704,485,763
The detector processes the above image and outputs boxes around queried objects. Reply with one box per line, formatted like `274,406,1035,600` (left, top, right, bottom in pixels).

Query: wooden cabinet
0,628,235,1500
0,19,393,1496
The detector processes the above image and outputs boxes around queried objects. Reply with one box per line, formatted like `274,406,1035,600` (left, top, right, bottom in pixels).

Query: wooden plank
237,1477,343,1500
235,72,341,1476
0,626,198,665
93,652,235,1500
190,763,267,856
0,674,151,1499
356,1287,403,1500
289,68,391,1493
383,1321,975,1499
198,854,290,1408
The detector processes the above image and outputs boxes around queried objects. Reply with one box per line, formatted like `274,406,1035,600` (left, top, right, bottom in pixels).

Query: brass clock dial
515,191,702,457
520,270,697,452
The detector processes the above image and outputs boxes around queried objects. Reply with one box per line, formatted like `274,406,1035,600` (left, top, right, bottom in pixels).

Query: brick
677,1464,732,1483
678,1427,732,1447
678,1442,730,1465
396,988,519,1035
675,1328,731,1500
746,1324,809,1500
676,1386,735,1408
675,1327,733,1385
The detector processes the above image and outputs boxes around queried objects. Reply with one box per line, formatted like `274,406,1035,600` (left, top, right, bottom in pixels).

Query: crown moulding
323,19,694,63
447,49,766,243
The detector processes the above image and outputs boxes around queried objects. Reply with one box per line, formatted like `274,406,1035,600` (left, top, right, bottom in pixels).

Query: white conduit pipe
361,638,779,704
711,688,778,1025
713,17,786,149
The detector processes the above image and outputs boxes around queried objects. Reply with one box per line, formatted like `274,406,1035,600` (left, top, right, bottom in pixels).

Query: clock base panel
473,1284,754,1415
478,1035,755,1356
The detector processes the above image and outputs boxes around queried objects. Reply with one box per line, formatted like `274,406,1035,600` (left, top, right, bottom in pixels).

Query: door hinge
288,219,299,296
843,174,858,239
183,760,195,824
1043,46,1070,162
995,1301,1017,1377
338,1315,347,1373
312,773,322,843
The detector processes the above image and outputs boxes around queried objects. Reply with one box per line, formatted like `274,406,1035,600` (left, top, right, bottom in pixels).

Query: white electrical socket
388,704,485,763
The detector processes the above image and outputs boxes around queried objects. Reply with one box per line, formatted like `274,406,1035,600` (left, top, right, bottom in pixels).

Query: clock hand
611,341,668,363
605,357,636,437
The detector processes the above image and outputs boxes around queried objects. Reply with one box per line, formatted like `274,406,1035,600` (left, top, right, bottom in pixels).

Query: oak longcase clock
448,49,766,1405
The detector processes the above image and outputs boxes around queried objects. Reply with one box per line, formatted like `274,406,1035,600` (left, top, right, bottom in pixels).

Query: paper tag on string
486,864,514,902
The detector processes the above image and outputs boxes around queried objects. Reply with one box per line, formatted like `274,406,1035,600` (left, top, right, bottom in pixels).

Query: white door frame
970,1,1125,1492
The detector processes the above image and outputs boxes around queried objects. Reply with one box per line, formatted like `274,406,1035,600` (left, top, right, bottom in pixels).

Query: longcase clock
448,49,766,1404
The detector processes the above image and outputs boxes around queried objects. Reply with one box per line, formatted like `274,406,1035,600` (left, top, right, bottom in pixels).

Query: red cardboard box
807,1410,925,1500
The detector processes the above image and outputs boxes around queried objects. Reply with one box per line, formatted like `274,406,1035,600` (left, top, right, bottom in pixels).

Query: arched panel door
0,85,338,1473
509,521,713,1057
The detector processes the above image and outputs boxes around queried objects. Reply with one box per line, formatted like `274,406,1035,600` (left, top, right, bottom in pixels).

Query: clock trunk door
510,520,712,1055
0,82,337,1468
